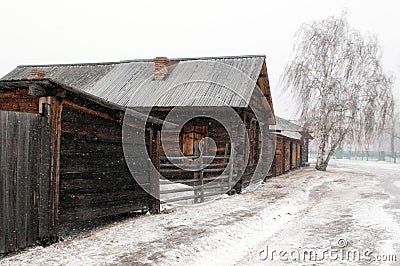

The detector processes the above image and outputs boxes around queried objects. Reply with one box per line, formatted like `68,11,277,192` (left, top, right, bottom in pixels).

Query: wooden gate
160,142,235,206
0,110,56,254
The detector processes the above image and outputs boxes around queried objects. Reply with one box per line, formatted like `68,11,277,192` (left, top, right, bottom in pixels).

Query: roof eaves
0,78,126,111
0,78,170,125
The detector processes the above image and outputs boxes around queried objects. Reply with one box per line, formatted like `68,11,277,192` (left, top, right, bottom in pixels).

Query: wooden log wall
296,142,301,168
289,141,301,170
59,106,151,224
291,141,296,170
274,136,284,176
160,118,231,182
0,86,162,247
0,89,39,114
161,118,227,157
272,136,304,177
208,126,230,155
180,124,208,156
284,139,291,172
163,117,231,158
152,107,264,192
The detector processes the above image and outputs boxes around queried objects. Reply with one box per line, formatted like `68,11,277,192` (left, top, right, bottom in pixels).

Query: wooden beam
61,121,123,142
63,100,115,122
149,128,160,213
63,100,158,131
40,96,62,239
0,89,30,98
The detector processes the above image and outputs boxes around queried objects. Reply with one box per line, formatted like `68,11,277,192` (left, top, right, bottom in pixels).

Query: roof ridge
18,61,122,68
155,54,265,62
17,54,266,68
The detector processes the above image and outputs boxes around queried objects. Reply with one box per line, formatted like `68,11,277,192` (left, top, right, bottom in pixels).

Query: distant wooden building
270,117,313,176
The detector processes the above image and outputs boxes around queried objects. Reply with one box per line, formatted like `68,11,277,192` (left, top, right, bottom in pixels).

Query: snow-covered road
1,160,399,265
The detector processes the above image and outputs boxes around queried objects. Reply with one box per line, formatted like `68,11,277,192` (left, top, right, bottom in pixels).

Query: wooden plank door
0,110,56,254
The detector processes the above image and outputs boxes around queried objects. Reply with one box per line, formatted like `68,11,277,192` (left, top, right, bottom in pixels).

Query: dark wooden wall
0,89,39,114
291,141,296,169
272,136,304,177
157,110,263,191
273,136,284,176
1,86,160,247
296,142,301,168
153,103,273,191
179,118,230,157
159,117,231,183
0,111,57,254
58,106,151,224
284,139,291,172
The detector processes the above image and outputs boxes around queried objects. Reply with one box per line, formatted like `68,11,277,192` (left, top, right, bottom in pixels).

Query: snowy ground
1,160,400,265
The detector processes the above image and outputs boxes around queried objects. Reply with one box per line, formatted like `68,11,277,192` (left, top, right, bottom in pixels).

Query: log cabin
0,54,277,253
126,56,276,193
0,66,163,254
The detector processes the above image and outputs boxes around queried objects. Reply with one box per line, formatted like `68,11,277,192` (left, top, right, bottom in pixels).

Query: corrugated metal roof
274,116,312,140
275,116,304,132
1,55,265,108
274,131,303,140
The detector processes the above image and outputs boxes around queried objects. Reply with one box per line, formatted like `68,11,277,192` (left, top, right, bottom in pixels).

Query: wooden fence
0,111,56,254
160,143,236,205
334,149,398,163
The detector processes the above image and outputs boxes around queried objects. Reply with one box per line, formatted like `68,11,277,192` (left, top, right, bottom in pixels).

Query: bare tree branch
281,13,394,171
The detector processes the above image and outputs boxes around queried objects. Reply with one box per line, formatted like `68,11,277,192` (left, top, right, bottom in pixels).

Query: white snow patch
2,161,400,265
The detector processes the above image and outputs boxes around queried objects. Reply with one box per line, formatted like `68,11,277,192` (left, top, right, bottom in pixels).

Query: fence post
379,151,385,161
148,129,160,213
229,128,239,193
199,142,204,203
335,147,343,159
194,142,199,203
39,96,62,241
228,142,235,192
222,143,229,192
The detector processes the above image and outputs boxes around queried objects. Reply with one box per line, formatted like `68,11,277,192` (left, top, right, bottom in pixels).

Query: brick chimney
30,69,46,79
153,57,169,80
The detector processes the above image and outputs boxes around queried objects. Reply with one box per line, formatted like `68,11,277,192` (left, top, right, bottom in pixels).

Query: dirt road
1,160,399,265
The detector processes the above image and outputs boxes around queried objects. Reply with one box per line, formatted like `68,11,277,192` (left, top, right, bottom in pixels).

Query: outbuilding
271,116,313,176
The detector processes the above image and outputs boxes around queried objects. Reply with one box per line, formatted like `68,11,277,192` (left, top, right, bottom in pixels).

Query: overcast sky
1,0,399,119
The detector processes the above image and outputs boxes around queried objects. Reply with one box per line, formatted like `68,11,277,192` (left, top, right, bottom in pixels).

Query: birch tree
282,14,394,171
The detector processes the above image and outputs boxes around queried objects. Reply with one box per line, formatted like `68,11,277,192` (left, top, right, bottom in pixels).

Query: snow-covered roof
273,116,313,140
